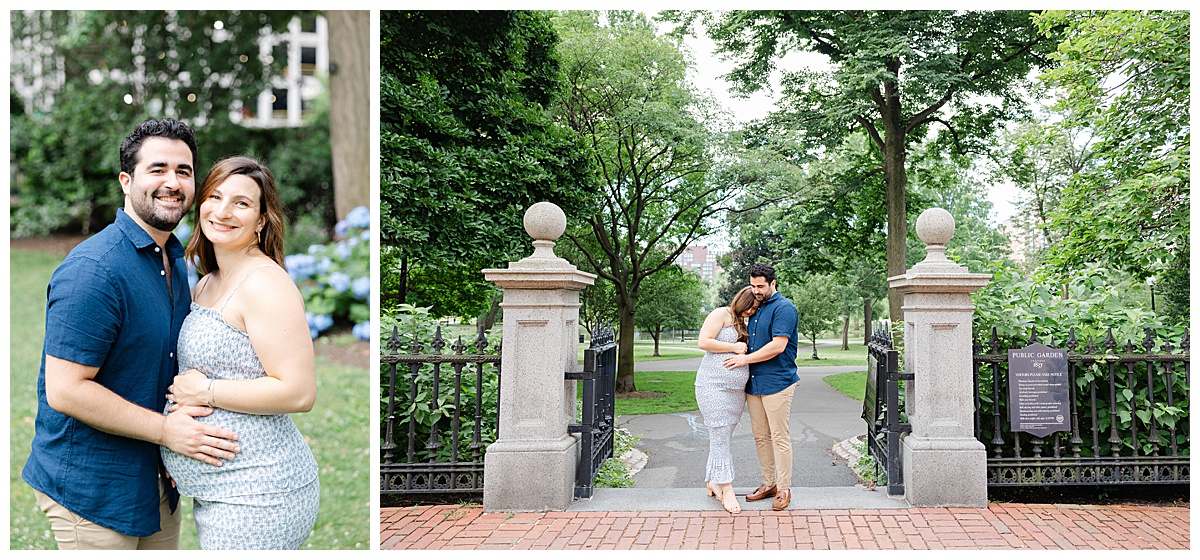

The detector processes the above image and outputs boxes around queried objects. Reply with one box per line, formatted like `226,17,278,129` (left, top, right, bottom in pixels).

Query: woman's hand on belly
167,369,214,408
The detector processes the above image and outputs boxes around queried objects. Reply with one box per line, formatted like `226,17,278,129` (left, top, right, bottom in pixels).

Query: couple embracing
695,263,799,514
22,118,319,549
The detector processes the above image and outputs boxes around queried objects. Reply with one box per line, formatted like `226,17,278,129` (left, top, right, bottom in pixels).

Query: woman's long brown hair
729,286,757,343
185,156,287,276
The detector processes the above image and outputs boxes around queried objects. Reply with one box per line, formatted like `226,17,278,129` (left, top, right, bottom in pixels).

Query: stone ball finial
916,207,955,246
524,201,566,242
520,203,566,243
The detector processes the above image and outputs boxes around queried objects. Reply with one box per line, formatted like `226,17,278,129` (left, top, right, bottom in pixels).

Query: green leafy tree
672,10,1060,324
378,10,597,320
9,10,320,236
634,267,708,356
720,132,890,340
551,11,736,392
787,274,842,360
1033,10,1189,285
988,115,1095,268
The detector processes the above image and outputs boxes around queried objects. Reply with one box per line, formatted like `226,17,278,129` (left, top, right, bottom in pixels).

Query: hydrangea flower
352,321,371,341
352,277,371,300
306,312,334,339
286,254,317,281
315,257,333,276
346,206,370,229
328,271,351,293
335,241,352,261
334,219,349,239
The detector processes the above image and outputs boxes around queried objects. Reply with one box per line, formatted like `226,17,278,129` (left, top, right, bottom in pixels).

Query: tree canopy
674,10,1060,323
551,10,736,391
1033,10,1189,282
9,10,336,237
379,10,597,319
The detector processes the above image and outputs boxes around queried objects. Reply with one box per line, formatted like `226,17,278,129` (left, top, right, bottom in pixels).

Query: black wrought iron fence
380,326,500,495
973,327,1190,487
568,323,617,499
862,325,911,496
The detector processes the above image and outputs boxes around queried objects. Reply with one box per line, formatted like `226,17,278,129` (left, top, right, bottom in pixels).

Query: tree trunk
615,297,637,393
398,254,409,305
325,11,371,220
476,292,502,337
862,299,873,345
881,66,908,328
651,327,662,357
841,305,850,351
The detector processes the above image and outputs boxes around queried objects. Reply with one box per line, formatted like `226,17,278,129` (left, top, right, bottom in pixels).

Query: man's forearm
46,375,166,445
744,337,788,364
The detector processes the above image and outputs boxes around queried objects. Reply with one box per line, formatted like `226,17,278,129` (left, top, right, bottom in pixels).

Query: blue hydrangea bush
286,206,372,339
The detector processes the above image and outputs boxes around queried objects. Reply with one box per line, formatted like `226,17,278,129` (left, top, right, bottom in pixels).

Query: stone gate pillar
482,202,595,512
889,208,991,507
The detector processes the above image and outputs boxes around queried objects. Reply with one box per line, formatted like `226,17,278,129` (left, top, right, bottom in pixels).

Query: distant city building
675,245,724,281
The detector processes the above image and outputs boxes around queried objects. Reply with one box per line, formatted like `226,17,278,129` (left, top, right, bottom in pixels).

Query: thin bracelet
208,379,217,407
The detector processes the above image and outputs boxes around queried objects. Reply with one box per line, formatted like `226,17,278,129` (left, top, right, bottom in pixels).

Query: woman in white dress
160,156,318,549
694,286,758,514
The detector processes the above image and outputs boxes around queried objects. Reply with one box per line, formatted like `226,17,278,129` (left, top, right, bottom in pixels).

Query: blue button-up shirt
745,291,800,396
23,208,190,537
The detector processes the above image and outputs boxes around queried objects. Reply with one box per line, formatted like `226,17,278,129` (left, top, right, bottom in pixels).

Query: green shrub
972,263,1190,458
379,305,500,464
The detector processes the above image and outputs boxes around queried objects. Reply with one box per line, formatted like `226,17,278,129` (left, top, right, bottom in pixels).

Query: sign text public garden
1007,342,1070,437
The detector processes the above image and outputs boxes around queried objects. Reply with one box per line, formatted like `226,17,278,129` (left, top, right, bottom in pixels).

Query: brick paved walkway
380,503,1189,550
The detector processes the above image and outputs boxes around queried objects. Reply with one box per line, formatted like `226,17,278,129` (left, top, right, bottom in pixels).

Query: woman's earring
257,229,262,245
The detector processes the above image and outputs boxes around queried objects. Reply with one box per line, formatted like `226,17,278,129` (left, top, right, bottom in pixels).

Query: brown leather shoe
772,488,791,510
746,483,777,502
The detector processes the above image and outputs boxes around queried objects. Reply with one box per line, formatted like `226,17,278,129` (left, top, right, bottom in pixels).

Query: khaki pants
34,478,180,550
747,382,797,489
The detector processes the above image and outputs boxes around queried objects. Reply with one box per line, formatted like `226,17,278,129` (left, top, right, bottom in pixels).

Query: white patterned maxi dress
694,324,750,484
161,265,319,550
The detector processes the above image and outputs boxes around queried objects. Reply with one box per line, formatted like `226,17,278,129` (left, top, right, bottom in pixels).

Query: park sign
1007,343,1070,438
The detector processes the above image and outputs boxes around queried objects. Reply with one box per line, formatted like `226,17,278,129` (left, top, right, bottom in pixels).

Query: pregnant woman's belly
160,408,317,499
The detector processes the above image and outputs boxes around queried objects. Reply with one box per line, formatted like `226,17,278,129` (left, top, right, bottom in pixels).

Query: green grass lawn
795,342,870,367
824,370,868,402
9,249,369,550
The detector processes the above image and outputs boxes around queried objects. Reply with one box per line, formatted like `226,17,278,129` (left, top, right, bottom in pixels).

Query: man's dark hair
748,262,776,283
119,118,199,176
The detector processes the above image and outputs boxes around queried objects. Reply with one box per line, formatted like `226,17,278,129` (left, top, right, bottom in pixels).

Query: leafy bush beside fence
972,264,1190,459
380,305,500,465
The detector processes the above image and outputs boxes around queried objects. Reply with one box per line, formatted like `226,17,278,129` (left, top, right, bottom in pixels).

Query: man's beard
131,189,190,232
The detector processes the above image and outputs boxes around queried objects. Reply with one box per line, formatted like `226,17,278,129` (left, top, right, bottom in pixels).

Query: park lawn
614,371,700,416
795,342,870,367
8,249,369,550
824,370,869,402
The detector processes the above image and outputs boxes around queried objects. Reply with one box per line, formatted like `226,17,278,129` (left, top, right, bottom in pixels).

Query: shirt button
155,247,160,253
160,270,166,276
170,352,174,358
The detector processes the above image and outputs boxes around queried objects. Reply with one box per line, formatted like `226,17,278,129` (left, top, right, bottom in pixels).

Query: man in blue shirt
723,262,799,510
23,118,241,549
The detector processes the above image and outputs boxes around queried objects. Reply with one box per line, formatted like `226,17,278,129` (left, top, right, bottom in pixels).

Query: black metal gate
862,325,911,496
380,326,500,496
973,327,1190,487
567,324,617,499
